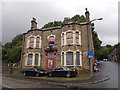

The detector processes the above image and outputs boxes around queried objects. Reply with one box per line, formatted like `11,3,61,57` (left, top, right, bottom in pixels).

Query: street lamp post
87,18,103,73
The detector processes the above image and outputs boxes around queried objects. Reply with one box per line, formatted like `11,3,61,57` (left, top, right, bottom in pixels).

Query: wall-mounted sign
48,41,54,46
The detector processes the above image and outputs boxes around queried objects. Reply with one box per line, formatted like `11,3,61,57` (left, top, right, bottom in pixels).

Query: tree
7,46,22,63
2,34,23,63
63,17,71,24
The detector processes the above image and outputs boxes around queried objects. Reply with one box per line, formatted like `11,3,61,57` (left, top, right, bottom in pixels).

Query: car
22,67,46,77
95,60,101,65
46,67,78,78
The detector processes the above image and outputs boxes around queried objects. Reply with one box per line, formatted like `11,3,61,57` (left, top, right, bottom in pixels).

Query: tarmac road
81,61,118,88
2,76,66,89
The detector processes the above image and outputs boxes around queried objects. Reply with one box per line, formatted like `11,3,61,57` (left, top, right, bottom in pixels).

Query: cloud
2,1,119,46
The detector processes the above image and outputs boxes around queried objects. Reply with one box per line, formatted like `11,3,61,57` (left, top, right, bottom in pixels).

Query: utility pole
85,8,103,73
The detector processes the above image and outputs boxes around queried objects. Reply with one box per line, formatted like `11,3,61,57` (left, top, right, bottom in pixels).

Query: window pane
35,54,39,65
48,52,54,58
62,52,64,65
66,52,73,65
66,32,73,44
29,37,34,48
76,39,79,43
28,54,33,65
36,37,40,47
62,34,64,45
30,43,34,48
67,32,73,38
76,52,80,65
67,39,73,44
36,37,40,43
30,37,34,43
76,32,79,43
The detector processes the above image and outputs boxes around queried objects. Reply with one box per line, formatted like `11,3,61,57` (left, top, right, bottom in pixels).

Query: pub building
20,9,94,72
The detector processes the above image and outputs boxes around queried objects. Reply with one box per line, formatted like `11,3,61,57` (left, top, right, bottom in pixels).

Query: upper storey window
48,35,55,47
49,36,55,41
66,32,73,44
27,35,41,49
61,33,64,45
61,30,81,46
36,37,40,48
29,37,34,48
76,32,79,44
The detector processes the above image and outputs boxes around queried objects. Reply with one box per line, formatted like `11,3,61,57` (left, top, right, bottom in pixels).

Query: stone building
21,9,94,72
108,43,120,63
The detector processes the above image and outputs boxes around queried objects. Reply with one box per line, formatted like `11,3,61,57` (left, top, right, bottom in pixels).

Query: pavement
2,72,110,88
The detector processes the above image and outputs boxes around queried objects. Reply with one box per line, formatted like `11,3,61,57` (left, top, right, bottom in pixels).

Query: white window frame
61,50,82,67
61,30,81,46
26,35,41,49
25,52,41,67
47,34,56,40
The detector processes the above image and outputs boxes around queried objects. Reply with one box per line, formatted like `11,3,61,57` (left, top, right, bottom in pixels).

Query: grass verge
29,72,93,81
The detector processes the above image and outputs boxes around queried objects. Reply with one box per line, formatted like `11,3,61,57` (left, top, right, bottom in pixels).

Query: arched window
28,54,33,65
66,52,73,65
36,37,40,48
29,37,34,48
62,52,64,65
76,32,79,44
76,52,80,65
66,32,73,44
35,54,39,65
48,35,55,46
49,36,55,41
61,33,64,45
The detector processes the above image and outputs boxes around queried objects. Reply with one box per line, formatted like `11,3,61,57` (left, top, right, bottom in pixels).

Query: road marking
2,85,12,88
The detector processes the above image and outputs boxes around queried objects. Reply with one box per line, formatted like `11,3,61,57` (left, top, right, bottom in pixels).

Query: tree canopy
2,34,23,63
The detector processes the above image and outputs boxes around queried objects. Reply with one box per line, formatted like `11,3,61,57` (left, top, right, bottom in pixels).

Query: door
46,51,56,70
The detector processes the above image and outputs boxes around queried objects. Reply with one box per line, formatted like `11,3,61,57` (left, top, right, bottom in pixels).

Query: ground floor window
61,51,81,66
35,54,39,65
76,52,80,65
27,53,40,66
66,52,74,65
62,52,64,65
28,54,33,65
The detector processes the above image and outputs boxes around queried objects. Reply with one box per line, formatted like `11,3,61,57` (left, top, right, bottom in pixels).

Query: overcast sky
1,0,119,46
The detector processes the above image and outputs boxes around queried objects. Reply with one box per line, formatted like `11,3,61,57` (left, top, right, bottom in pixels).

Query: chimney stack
31,17,37,29
85,8,90,22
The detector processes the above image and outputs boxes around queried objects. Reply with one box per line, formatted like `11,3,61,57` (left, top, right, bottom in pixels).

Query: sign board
48,41,54,46
88,49,93,56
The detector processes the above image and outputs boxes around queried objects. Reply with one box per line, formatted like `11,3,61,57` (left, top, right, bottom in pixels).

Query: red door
45,51,56,70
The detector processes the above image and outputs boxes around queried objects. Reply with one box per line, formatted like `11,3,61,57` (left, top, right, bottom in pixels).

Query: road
2,61,119,89
82,61,119,88
2,76,66,89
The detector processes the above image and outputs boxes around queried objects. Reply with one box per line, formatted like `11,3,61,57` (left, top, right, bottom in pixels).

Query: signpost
88,49,93,58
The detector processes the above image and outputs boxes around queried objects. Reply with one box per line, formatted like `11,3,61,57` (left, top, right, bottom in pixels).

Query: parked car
95,60,101,65
22,67,46,77
46,67,78,78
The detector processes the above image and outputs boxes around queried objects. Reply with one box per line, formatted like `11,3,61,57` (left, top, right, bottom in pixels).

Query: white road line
2,85,12,88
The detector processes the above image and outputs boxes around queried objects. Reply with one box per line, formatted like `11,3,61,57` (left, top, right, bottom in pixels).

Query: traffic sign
88,49,93,56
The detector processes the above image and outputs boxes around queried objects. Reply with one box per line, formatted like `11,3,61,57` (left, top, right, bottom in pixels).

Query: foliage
2,34,23,63
42,15,86,29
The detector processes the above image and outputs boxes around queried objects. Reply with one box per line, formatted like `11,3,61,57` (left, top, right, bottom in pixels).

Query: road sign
88,49,93,56
48,41,54,46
